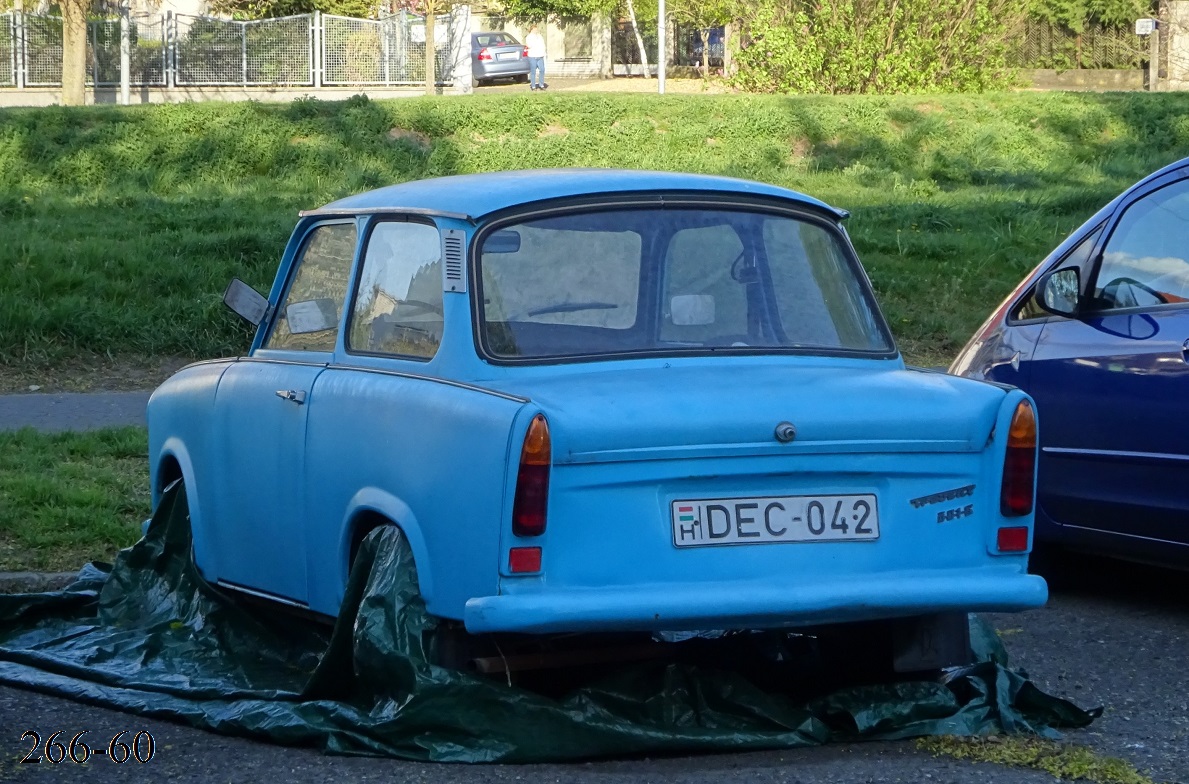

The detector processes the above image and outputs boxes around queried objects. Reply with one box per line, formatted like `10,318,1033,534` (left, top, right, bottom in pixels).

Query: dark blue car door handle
275,389,307,405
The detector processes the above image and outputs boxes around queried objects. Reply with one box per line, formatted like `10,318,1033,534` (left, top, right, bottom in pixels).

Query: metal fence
1,10,457,89
322,13,455,86
175,14,312,86
93,15,168,86
1,13,13,86
1010,19,1146,69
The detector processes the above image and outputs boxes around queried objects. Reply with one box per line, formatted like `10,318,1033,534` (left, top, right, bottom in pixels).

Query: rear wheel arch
157,455,184,496
347,510,395,569
340,489,435,605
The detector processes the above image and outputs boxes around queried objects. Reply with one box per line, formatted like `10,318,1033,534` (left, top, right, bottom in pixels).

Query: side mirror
223,278,269,326
1036,268,1081,318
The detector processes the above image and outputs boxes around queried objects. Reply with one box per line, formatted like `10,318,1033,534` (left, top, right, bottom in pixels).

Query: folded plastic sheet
0,484,1099,762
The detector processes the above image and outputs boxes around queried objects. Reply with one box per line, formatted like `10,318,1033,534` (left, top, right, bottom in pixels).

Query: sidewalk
0,390,151,432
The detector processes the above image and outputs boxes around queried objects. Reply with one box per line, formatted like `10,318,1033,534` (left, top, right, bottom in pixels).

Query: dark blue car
951,157,1189,569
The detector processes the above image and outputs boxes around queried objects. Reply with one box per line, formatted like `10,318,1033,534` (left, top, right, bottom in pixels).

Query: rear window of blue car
476,206,894,361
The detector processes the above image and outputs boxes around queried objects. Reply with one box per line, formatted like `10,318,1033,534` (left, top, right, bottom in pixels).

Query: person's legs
529,57,544,89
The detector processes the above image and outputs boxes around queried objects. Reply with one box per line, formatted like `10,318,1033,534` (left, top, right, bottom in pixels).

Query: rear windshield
476,206,894,361
474,33,519,46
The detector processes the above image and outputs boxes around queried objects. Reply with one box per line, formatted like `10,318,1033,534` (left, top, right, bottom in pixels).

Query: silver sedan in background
471,32,530,86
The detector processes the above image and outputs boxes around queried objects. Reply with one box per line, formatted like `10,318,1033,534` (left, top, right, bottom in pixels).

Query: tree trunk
700,28,709,77
424,7,436,95
61,0,87,106
723,21,736,77
625,0,650,78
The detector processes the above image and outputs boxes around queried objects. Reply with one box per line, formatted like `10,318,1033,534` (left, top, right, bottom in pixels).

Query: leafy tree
495,0,613,17
731,0,1023,94
388,0,463,94
208,0,377,18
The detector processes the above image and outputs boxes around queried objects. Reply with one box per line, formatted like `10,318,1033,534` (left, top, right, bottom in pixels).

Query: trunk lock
774,422,797,443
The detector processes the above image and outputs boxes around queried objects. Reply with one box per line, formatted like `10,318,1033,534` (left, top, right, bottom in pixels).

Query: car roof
312,168,843,221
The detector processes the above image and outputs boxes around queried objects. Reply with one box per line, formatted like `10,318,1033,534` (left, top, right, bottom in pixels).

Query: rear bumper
463,567,1048,634
474,60,530,79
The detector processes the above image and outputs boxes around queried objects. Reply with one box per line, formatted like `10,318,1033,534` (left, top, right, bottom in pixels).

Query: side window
1092,180,1189,312
1012,227,1102,321
265,223,357,352
349,221,444,360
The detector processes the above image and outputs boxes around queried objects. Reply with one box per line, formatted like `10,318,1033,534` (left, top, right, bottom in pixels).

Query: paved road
1,555,1186,783
0,392,150,432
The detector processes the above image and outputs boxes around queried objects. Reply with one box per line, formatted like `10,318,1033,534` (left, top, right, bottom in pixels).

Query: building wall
1166,0,1189,90
477,14,611,78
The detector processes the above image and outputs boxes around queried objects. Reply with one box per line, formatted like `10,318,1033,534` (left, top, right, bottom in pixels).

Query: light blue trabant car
147,169,1047,672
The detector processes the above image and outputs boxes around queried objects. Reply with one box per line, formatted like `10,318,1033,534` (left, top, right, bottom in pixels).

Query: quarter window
349,221,444,360
266,223,357,352
1092,180,1189,312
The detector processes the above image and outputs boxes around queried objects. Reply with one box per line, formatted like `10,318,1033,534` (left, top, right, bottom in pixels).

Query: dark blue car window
1092,179,1189,312
477,207,892,360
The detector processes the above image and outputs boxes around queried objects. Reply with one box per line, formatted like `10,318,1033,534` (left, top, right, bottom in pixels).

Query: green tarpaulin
0,484,1098,762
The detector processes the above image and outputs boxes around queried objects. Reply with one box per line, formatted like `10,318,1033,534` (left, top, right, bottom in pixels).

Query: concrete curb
0,572,78,594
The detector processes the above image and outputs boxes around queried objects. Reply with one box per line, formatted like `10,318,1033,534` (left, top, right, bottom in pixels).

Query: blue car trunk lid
486,360,1004,463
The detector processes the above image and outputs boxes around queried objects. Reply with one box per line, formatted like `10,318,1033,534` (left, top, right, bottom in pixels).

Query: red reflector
997,526,1030,552
509,546,542,573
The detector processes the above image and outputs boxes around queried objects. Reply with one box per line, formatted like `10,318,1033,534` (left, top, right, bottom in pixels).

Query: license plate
497,52,517,60
671,494,879,547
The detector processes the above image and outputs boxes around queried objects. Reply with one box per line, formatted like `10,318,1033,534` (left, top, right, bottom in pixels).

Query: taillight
521,47,528,58
1000,400,1036,517
478,47,492,61
512,414,550,537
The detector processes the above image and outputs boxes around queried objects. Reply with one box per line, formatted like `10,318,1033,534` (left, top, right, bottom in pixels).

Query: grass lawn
4,91,1189,380
3,90,1189,566
0,427,149,571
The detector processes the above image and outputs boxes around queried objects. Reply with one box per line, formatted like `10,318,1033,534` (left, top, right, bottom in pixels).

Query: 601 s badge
20,730,155,764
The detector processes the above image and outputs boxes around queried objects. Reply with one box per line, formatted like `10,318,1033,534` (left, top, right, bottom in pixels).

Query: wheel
515,74,529,84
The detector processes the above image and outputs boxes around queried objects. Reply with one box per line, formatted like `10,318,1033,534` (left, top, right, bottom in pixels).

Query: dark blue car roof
316,168,841,220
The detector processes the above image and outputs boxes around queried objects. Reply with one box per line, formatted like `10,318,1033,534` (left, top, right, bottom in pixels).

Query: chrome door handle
275,389,307,405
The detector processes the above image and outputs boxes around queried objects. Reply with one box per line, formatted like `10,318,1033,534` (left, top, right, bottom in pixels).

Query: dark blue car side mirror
1036,267,1081,318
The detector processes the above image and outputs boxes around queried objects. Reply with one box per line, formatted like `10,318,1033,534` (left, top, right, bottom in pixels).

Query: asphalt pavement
0,391,150,432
